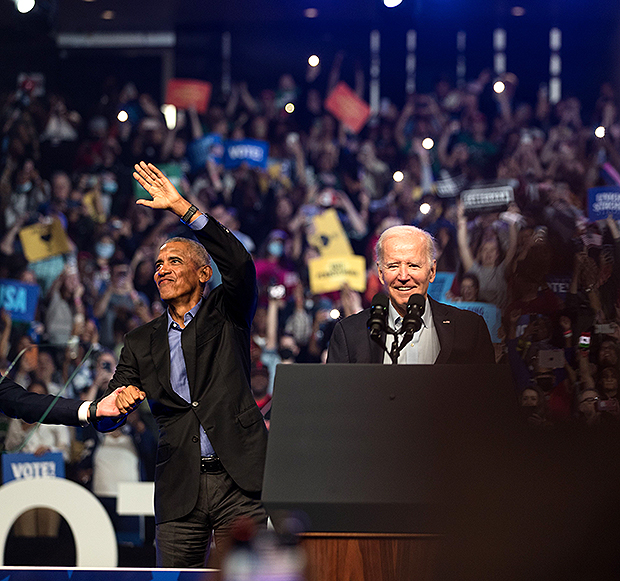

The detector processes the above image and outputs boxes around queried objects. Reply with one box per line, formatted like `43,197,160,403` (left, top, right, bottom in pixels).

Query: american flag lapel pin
443,320,450,324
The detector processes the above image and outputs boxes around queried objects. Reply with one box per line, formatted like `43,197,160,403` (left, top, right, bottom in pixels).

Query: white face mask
95,242,115,259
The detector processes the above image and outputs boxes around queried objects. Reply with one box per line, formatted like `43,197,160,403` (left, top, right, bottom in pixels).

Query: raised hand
133,161,188,216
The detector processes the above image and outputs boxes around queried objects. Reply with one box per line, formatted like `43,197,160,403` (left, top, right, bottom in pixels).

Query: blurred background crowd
2,47,620,550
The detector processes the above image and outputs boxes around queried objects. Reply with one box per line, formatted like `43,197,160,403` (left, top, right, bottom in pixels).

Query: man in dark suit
328,225,494,364
0,376,125,426
107,162,268,568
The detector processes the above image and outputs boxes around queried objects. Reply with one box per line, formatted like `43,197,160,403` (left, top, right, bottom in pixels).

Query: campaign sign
308,255,367,294
165,79,212,114
461,184,514,215
546,275,572,301
447,300,502,343
223,139,269,170
587,186,620,221
187,133,224,172
133,162,182,199
2,452,65,484
429,272,456,302
0,279,40,322
324,81,371,134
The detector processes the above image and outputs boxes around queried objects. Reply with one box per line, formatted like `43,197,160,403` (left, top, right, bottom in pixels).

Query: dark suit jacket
104,216,268,525
327,296,495,364
0,377,82,425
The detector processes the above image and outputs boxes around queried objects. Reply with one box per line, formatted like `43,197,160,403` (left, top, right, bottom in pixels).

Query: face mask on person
268,240,284,257
95,242,115,259
102,179,118,194
17,181,32,193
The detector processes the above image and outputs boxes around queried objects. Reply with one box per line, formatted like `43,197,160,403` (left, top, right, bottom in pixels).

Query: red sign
324,82,371,134
165,79,212,114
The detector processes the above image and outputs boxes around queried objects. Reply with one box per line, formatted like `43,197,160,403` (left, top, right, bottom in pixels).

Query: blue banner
429,272,455,303
2,451,65,484
447,300,502,343
223,139,269,169
0,279,40,322
588,186,620,221
186,133,224,173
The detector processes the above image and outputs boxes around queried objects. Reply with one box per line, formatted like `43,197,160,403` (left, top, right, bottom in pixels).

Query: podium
262,364,518,581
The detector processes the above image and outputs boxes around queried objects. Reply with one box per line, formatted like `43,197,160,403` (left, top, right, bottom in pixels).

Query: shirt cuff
78,401,91,426
188,213,208,231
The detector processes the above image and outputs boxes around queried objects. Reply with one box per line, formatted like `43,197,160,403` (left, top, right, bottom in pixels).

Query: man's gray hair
375,225,437,267
163,237,211,268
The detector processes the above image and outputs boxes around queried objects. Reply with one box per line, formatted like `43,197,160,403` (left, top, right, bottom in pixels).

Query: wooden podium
300,532,441,581
263,364,517,581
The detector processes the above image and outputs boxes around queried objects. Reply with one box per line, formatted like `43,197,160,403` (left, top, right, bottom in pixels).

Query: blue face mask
95,242,115,260
267,240,284,257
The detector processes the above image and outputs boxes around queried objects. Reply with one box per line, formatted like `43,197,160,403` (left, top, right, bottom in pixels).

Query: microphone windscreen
372,293,390,308
407,293,425,314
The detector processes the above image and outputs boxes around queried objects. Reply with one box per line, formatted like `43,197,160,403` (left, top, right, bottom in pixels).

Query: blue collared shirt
165,211,215,457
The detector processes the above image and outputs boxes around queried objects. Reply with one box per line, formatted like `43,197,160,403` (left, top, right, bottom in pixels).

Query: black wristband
89,401,98,424
181,204,198,224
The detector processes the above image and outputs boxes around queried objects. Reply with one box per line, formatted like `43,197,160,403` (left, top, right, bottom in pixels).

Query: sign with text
447,300,502,343
324,82,371,135
187,133,224,172
133,162,182,199
308,255,367,294
307,208,354,257
587,186,620,221
2,452,65,484
461,184,514,215
19,218,71,263
0,279,40,322
165,79,212,114
428,272,456,303
223,139,269,169
546,275,572,301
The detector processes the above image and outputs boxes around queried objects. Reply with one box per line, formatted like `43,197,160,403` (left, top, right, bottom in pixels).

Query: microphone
367,293,389,338
401,294,425,336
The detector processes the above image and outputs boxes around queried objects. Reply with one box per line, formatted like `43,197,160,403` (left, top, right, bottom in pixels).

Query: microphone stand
371,325,413,364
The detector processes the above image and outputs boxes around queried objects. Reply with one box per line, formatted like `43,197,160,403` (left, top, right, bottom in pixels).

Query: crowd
1,54,620,508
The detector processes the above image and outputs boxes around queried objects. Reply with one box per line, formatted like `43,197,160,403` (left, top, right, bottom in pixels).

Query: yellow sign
308,255,367,294
19,218,71,263
307,208,353,257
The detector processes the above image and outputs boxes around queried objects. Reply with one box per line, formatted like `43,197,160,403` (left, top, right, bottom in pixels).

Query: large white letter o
0,478,117,566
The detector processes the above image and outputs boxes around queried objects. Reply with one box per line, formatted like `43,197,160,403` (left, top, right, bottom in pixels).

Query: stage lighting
330,309,341,320
384,0,403,7
595,126,606,138
117,110,129,122
420,203,431,215
101,10,115,19
393,171,404,182
422,138,434,150
304,8,319,18
493,81,506,93
511,6,525,16
161,104,177,130
284,103,295,114
15,0,35,13
308,55,320,67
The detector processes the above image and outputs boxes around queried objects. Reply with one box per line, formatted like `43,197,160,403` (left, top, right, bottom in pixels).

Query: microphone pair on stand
367,293,425,364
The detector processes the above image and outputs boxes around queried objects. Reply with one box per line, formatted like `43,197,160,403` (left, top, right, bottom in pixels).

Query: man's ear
377,262,385,286
200,265,213,284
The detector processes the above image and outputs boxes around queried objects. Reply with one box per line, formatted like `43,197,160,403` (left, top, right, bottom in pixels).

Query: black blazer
327,296,495,364
0,377,82,425
105,216,268,525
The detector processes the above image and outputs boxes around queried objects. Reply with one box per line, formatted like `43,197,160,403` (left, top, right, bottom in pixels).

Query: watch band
181,204,199,224
89,401,98,424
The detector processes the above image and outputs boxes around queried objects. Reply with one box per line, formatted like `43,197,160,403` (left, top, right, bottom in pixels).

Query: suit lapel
369,333,385,363
430,297,454,364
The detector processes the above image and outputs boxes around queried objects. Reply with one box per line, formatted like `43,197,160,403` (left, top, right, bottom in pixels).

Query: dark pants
155,468,267,568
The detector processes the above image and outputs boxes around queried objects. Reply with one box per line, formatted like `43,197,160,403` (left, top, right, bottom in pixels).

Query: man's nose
397,265,409,279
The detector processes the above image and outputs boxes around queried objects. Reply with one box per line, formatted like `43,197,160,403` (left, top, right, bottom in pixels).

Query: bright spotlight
493,81,506,94
384,0,403,6
161,104,177,130
420,203,431,215
595,126,606,139
393,171,404,182
15,0,35,13
422,137,434,150
304,7,319,18
284,102,295,114
308,55,320,68
511,6,526,16
117,110,129,123
330,309,341,320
